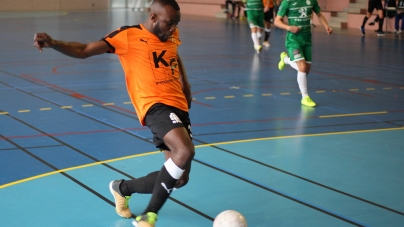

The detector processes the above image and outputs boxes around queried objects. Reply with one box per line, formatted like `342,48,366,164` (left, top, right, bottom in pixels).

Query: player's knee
174,146,195,168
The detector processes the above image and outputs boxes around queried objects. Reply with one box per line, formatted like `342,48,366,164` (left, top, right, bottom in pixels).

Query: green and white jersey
243,0,264,11
277,0,321,32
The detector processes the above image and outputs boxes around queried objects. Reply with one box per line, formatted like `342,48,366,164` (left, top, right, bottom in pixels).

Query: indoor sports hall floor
0,9,403,227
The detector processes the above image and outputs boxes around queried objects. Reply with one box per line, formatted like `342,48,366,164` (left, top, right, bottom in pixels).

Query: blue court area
1,9,404,227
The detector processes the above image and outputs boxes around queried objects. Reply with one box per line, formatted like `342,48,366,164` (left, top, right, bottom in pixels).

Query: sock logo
161,183,174,194
169,113,182,124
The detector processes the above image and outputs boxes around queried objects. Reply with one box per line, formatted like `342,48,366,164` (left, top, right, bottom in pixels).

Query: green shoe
301,96,316,107
133,212,158,227
254,45,262,54
278,52,288,70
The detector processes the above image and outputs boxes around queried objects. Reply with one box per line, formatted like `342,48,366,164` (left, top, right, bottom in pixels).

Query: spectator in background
226,0,241,19
394,12,404,33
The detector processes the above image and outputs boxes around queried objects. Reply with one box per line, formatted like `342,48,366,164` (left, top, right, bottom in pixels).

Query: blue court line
0,73,148,140
193,157,369,227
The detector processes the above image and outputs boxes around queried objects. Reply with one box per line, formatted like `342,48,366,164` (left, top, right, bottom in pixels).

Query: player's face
152,6,180,42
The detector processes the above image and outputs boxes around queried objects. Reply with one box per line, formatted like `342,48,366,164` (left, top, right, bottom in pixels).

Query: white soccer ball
213,210,248,227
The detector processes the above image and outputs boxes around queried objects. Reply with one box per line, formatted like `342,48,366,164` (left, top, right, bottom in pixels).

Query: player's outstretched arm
316,13,333,35
177,55,192,109
33,33,110,58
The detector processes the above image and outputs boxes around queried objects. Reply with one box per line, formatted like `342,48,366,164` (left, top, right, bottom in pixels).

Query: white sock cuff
298,71,307,76
164,158,184,180
265,28,271,32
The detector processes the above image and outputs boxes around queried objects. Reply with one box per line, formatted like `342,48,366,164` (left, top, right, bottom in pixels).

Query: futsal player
360,0,385,36
262,0,274,48
275,0,332,107
242,0,270,53
33,1,193,226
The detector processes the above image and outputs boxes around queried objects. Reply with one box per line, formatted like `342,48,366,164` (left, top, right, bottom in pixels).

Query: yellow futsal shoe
301,96,317,107
109,180,132,218
254,45,263,54
278,52,288,70
132,212,158,227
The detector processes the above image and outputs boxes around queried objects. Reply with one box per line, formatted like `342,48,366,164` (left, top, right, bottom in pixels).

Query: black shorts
264,8,274,22
368,0,383,13
145,103,192,151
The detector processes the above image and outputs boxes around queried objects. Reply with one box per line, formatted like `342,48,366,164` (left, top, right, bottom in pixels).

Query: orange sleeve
102,27,129,55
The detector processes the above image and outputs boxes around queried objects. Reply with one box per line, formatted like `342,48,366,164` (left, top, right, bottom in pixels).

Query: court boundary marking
1,126,403,189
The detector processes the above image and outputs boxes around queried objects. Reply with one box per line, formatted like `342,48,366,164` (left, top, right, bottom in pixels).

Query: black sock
378,18,384,31
264,31,270,41
362,17,369,27
143,164,180,214
119,171,159,196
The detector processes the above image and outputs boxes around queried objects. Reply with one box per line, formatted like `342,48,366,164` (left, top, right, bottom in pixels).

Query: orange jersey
263,0,274,8
102,24,188,126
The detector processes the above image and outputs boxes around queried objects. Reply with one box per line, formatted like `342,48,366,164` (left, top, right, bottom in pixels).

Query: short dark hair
152,0,180,11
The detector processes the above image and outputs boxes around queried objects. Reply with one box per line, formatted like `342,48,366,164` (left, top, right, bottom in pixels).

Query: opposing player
275,0,332,107
242,0,270,53
33,0,193,226
262,0,275,48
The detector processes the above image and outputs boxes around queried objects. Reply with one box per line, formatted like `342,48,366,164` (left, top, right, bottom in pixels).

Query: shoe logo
292,2,297,5
161,183,174,194
169,113,182,124
140,38,149,45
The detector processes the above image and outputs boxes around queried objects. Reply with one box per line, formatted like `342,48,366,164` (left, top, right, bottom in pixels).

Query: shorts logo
293,49,301,59
170,113,182,124
188,125,193,138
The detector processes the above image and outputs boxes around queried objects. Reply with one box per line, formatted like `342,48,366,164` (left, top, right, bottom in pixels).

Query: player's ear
150,13,158,23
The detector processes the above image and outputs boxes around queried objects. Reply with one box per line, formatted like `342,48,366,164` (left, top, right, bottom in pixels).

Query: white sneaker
263,41,270,48
398,30,403,34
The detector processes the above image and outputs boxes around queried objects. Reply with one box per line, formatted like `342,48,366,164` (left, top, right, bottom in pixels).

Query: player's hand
288,26,301,34
326,27,333,35
33,33,55,52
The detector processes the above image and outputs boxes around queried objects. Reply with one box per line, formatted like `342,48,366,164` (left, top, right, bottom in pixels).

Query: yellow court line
205,97,215,100
18,110,30,113
366,88,375,90
280,92,290,95
61,106,72,109
262,93,272,96
349,89,359,91
243,94,253,97
1,127,403,190
319,111,388,118
195,126,404,148
123,102,132,104
103,103,114,106
383,87,392,90
316,90,325,93
0,112,9,115
224,96,235,98
40,108,51,111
